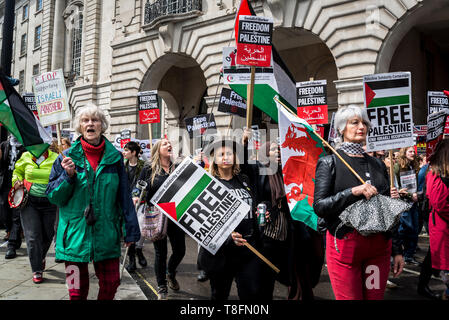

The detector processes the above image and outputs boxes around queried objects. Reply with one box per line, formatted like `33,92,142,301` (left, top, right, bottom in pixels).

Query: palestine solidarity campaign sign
364,72,414,152
426,110,448,160
150,158,250,254
138,90,160,124
296,80,328,125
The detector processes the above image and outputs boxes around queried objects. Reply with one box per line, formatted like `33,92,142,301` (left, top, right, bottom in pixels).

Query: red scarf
81,137,105,171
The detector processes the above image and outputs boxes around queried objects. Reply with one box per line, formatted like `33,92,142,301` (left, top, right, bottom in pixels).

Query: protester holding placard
425,139,449,300
46,104,141,300
198,139,263,300
133,138,186,300
12,145,58,284
394,147,421,265
122,141,147,272
313,105,403,300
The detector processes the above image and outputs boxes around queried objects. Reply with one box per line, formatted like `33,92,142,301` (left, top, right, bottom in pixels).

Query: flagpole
244,242,280,273
246,66,255,129
274,96,366,185
389,150,394,188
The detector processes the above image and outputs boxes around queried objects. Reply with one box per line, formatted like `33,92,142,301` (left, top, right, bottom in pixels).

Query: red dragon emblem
282,123,323,208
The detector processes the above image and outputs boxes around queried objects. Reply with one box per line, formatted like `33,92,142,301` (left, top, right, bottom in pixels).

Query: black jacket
313,150,403,256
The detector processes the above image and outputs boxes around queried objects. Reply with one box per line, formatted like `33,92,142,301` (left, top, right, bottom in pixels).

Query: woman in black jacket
313,105,403,300
198,139,263,300
133,138,186,300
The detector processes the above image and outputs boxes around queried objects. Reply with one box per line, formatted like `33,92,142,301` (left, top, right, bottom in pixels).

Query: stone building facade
1,0,448,153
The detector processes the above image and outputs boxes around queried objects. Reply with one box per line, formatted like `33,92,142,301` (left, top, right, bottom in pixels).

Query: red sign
236,16,273,67
297,105,328,125
121,138,130,148
426,111,447,160
316,125,325,138
139,109,160,124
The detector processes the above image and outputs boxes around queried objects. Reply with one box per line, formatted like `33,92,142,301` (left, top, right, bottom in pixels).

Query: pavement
0,230,147,300
0,227,446,300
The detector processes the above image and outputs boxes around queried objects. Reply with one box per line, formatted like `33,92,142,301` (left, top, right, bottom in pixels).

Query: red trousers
326,230,392,300
64,258,120,300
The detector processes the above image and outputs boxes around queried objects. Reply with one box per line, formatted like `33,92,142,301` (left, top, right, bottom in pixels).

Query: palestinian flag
229,0,296,123
277,99,326,230
364,77,410,108
0,73,51,158
155,161,212,222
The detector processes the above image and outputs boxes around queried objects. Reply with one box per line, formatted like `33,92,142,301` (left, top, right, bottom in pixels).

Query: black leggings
153,219,185,287
209,250,264,301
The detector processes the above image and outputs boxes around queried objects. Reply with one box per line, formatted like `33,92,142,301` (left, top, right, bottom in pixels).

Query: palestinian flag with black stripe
155,160,212,222
364,76,410,108
0,73,51,158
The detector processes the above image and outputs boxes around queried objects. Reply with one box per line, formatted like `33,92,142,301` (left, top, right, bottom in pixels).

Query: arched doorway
377,0,449,124
138,53,207,154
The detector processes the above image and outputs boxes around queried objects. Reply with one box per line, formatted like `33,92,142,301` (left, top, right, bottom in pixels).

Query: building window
33,64,39,76
71,14,83,76
20,34,27,56
34,25,41,49
22,4,28,21
19,71,25,94
36,0,43,12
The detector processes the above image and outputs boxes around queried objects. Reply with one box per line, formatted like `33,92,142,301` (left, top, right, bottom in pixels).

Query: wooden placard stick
56,122,66,158
389,150,394,188
246,66,256,129
274,96,366,185
243,242,280,273
148,123,153,149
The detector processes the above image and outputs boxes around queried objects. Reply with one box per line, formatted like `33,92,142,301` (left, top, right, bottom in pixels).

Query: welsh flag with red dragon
277,99,326,230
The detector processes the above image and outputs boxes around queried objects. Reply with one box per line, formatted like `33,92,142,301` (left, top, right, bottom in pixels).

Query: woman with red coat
426,139,449,300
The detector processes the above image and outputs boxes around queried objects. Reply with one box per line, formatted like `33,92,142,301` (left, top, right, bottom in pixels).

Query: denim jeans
153,219,185,287
20,195,56,273
398,203,419,259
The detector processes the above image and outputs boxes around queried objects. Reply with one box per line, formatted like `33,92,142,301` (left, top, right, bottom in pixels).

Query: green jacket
46,137,141,262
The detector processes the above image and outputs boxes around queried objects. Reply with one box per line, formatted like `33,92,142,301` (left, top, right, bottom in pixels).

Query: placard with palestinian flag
0,73,52,158
364,72,414,152
277,99,326,231
150,158,250,255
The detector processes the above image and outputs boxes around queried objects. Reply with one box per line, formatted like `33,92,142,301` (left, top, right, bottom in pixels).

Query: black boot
5,247,16,259
417,285,441,300
136,248,147,267
126,244,137,272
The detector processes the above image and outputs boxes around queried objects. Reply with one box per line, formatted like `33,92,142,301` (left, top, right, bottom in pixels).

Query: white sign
222,47,274,85
150,158,250,255
32,69,71,127
364,72,414,152
399,170,417,193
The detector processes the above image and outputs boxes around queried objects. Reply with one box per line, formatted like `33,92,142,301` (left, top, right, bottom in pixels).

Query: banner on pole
32,69,71,127
138,90,160,124
23,93,38,118
236,15,273,67
218,88,247,117
184,114,217,139
364,72,414,152
296,80,328,125
150,158,250,255
427,91,449,135
120,129,131,148
426,110,448,160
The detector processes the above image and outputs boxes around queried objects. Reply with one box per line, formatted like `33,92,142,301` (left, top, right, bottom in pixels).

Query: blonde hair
397,146,419,172
74,104,109,134
209,145,240,178
149,139,173,185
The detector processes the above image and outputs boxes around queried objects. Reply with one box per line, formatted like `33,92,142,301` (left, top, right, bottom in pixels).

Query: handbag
139,203,167,242
263,202,288,241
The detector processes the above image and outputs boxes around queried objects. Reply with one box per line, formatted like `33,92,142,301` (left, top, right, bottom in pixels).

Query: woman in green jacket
12,143,58,284
46,104,140,300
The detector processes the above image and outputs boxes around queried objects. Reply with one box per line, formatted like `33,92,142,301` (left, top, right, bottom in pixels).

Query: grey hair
74,104,109,134
333,104,371,147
